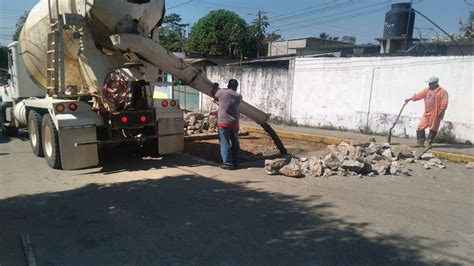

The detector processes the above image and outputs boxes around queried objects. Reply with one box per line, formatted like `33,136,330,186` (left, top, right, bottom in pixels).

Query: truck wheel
42,114,62,169
28,110,44,157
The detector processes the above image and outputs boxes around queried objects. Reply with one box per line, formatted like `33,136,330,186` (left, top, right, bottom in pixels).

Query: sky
0,0,472,46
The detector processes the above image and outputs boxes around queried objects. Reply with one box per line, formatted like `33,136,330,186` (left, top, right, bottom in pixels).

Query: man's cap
426,76,439,83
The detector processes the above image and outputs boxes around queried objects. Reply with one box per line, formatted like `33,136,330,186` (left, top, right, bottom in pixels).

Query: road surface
0,132,473,265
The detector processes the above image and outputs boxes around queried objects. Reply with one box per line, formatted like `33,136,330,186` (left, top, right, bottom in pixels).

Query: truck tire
42,114,62,169
0,101,18,137
28,110,44,157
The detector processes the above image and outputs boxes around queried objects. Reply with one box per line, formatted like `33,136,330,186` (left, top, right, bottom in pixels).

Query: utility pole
249,11,267,57
176,23,189,52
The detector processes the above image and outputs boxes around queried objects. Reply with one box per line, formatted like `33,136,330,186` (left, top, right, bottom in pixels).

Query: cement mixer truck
0,0,286,170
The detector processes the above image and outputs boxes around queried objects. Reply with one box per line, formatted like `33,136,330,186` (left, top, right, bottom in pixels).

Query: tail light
55,104,65,112
68,103,78,111
170,100,177,107
121,116,128,123
140,115,147,122
161,100,168,107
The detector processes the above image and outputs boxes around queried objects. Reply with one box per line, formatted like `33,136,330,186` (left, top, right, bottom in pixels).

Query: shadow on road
0,174,466,265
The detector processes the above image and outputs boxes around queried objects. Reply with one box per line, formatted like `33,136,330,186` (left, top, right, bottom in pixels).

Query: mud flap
158,119,184,154
59,126,99,170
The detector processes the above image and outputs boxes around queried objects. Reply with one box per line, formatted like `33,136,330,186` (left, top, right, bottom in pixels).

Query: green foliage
460,11,474,38
159,13,187,52
319,32,339,41
342,35,357,44
13,11,29,42
188,9,249,56
434,127,459,144
249,11,269,57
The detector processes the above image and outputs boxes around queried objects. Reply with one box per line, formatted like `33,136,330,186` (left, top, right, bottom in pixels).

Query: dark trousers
218,127,240,166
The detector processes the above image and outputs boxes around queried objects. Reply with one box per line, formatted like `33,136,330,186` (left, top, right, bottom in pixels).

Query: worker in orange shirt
405,76,449,147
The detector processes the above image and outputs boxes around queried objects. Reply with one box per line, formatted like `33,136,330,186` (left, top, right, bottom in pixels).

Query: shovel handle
389,101,409,131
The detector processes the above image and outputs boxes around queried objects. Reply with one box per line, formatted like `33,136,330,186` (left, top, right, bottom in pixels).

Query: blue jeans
218,127,240,166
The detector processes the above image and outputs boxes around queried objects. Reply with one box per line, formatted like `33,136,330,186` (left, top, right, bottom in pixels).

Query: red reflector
121,116,128,123
140,115,147,122
68,103,77,111
161,100,168,107
170,100,176,107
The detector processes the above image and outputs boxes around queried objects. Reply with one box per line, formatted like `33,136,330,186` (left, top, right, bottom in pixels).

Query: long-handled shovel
387,101,409,144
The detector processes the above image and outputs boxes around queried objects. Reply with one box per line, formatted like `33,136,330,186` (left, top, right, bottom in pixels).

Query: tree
188,9,249,56
319,32,330,39
249,11,269,57
13,11,29,42
319,32,339,41
159,13,188,52
460,11,474,38
342,35,357,44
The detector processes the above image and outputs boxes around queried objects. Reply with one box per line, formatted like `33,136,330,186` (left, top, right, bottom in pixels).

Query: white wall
292,56,474,141
205,66,292,121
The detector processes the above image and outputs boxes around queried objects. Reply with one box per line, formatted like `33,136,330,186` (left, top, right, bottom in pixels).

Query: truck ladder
46,0,65,97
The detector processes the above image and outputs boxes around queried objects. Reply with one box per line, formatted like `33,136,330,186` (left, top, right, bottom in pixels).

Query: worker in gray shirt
211,79,242,170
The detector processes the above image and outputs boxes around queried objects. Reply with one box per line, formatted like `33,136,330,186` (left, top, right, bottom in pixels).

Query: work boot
416,130,426,147
425,131,437,147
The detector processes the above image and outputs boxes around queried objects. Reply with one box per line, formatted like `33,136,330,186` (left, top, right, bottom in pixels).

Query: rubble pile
184,111,218,136
265,140,448,178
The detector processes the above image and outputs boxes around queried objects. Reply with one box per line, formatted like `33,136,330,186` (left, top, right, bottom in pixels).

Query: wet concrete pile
184,111,218,136
265,140,447,178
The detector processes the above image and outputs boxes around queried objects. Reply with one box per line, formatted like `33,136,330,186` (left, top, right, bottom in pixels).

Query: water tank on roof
383,3,415,40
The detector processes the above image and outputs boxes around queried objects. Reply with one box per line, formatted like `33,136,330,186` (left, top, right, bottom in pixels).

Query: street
0,132,473,265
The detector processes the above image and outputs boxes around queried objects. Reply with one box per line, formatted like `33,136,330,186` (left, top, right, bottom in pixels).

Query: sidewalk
240,121,474,163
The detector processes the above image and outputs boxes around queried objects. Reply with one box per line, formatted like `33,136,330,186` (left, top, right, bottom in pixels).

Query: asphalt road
1,132,473,265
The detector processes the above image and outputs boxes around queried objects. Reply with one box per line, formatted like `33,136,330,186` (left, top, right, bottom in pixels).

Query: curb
242,126,474,163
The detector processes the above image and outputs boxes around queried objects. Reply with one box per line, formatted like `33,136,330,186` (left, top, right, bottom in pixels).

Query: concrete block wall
204,56,473,142
292,56,473,142
204,66,292,122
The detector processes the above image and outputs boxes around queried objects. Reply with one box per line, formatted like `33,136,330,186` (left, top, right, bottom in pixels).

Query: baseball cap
426,76,439,83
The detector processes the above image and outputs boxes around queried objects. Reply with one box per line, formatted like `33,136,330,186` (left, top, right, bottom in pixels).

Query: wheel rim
44,125,53,157
29,119,37,147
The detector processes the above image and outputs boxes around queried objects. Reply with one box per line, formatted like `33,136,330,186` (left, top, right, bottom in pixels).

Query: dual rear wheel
28,111,61,169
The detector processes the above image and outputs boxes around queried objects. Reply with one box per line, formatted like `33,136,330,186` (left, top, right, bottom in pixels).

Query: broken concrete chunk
466,162,474,169
342,160,365,173
367,154,385,162
421,153,435,160
373,160,391,175
308,159,324,177
437,164,446,169
390,161,410,176
264,158,289,175
279,162,303,178
382,148,393,159
405,158,415,164
423,163,431,170
365,142,378,155
380,143,391,149
428,158,442,165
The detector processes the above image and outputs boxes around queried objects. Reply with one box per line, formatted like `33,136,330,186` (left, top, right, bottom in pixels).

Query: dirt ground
185,132,326,164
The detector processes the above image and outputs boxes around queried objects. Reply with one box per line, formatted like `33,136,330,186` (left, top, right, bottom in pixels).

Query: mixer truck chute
0,0,286,170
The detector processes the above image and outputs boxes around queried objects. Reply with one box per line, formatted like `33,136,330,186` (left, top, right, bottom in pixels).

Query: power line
269,0,357,25
168,0,194,10
269,1,391,32
268,1,346,22
276,6,389,34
